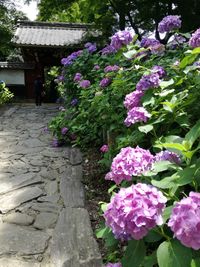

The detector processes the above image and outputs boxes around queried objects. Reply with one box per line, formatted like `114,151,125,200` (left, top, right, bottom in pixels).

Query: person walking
34,75,44,106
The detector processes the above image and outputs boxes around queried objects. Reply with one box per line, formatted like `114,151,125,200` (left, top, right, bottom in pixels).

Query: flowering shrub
49,14,200,267
0,81,13,105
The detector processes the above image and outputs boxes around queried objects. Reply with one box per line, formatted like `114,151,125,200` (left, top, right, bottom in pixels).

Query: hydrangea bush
49,15,200,266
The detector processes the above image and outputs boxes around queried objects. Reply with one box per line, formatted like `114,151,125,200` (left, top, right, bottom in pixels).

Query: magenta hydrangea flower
104,183,167,240
73,73,82,82
124,90,144,110
105,146,154,184
140,37,160,48
124,107,151,127
136,73,160,92
151,66,166,78
155,150,181,165
158,15,181,33
189,29,200,48
61,127,68,135
79,80,91,88
104,263,122,267
104,65,120,73
100,144,109,153
111,30,133,50
168,192,200,250
93,64,100,70
100,44,117,55
100,77,112,88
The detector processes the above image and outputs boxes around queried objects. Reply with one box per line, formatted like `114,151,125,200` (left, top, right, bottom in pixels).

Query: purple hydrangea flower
104,65,120,73
189,29,200,48
155,150,181,164
61,127,68,135
100,77,112,88
170,34,187,48
150,43,165,55
151,66,166,78
124,90,144,110
61,50,82,66
100,44,117,55
136,73,160,92
124,107,151,127
105,146,154,184
71,98,78,106
93,64,100,70
43,126,49,134
79,80,91,88
104,263,122,267
140,38,160,48
85,42,97,53
168,192,200,250
51,138,60,147
111,30,133,50
58,75,64,82
100,144,109,153
158,15,181,33
73,73,82,82
104,183,167,240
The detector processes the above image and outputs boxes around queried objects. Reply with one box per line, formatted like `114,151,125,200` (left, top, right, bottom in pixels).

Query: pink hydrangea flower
104,183,167,240
100,144,109,153
124,90,144,110
168,192,200,250
124,107,151,127
105,146,154,184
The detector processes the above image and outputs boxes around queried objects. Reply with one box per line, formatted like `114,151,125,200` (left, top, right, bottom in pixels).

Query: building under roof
5,20,92,99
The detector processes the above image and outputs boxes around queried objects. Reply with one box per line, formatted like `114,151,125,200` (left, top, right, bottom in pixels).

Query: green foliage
0,82,13,104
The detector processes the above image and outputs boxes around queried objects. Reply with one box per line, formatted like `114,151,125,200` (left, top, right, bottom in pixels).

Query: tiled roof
13,21,90,48
0,62,35,69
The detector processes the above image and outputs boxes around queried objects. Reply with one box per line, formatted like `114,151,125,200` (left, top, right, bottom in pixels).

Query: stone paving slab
0,104,102,266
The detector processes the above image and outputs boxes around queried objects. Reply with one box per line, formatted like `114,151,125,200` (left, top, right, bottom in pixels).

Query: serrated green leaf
138,124,153,134
160,79,174,89
180,54,198,69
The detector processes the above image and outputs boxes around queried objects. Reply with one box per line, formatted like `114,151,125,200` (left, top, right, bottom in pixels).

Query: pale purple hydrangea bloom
61,127,68,135
73,73,82,82
85,42,97,53
100,45,117,55
124,90,144,110
105,146,154,184
140,37,160,48
79,80,91,88
61,50,82,66
155,150,181,164
104,183,167,240
71,98,78,106
104,263,122,267
151,66,166,78
168,192,200,250
104,65,120,73
100,77,112,88
136,73,160,92
124,107,151,127
150,43,165,55
100,144,109,153
170,34,187,49
158,15,181,33
51,138,60,147
58,75,64,82
111,30,133,50
43,126,49,133
93,64,100,70
189,29,200,48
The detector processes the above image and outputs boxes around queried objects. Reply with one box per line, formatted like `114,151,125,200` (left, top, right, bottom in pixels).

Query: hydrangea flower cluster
124,90,144,110
124,107,151,127
140,37,160,48
100,77,112,88
61,127,68,135
84,42,97,53
79,80,91,88
158,15,181,33
111,30,133,50
104,183,167,240
61,50,82,66
150,43,165,55
93,64,100,70
71,98,78,106
105,146,154,184
136,73,160,91
104,263,122,267
151,66,166,78
51,138,61,147
168,192,200,250
73,73,82,82
100,144,109,153
104,65,120,73
100,44,116,55
155,150,181,164
189,28,200,48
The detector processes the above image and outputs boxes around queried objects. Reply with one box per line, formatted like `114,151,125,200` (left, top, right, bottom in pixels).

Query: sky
15,0,38,21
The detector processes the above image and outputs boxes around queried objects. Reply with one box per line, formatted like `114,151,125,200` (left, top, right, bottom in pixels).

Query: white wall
0,69,25,85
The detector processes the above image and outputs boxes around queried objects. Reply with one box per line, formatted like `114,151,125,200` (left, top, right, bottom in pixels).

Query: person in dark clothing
34,76,43,106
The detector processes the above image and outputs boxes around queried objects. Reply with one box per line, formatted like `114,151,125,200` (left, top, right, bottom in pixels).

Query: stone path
0,104,102,267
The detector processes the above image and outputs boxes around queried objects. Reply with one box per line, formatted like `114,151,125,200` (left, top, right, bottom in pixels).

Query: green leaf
162,206,173,223
157,240,192,267
160,79,174,89
123,49,137,59
180,54,198,69
143,251,157,267
191,47,200,54
121,240,146,267
156,142,186,152
138,124,153,134
153,161,177,173
191,258,200,267
96,226,110,238
185,120,200,149
145,229,162,243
